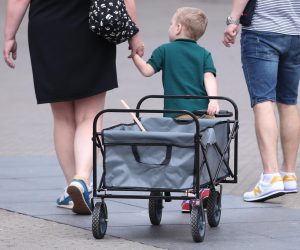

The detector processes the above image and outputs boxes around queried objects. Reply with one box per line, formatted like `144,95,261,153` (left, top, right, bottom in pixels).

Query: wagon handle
135,95,238,120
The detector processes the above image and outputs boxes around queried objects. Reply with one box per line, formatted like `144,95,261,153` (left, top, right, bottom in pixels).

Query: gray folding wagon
91,95,239,242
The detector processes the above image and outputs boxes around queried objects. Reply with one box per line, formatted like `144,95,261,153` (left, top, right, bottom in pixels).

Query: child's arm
132,54,155,77
204,72,220,116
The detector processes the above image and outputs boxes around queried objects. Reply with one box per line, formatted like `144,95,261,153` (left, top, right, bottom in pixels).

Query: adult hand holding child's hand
128,34,145,58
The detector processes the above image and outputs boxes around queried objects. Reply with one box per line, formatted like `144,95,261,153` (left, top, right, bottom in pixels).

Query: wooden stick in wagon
120,99,147,132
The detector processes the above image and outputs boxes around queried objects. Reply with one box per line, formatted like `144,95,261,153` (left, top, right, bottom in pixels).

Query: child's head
168,7,208,41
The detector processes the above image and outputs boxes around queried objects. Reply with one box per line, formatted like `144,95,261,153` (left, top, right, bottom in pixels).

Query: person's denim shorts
241,30,300,107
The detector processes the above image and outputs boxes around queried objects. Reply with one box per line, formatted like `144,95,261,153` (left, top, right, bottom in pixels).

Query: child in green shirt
132,7,220,118
132,7,220,212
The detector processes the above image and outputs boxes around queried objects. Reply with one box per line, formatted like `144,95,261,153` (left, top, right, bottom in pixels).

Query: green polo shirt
147,39,216,117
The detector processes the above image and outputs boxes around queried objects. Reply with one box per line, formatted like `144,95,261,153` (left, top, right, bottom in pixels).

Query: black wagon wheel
92,202,108,239
190,203,206,242
148,191,163,225
206,190,221,228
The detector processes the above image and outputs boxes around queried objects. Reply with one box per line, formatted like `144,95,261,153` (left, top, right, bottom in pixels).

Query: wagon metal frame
91,95,239,242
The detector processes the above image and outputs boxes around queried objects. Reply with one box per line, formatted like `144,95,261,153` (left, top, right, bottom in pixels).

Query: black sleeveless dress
28,0,118,104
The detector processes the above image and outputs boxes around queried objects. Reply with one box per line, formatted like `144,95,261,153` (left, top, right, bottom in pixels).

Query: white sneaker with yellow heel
281,172,298,193
243,173,285,202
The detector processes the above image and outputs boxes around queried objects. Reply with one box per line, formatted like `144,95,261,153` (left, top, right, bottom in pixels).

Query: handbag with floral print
89,0,139,44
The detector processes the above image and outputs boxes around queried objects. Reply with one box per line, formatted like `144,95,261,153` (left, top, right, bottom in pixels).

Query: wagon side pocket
102,130,195,190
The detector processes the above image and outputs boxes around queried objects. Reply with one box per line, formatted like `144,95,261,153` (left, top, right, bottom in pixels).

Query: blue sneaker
67,179,93,215
56,188,73,209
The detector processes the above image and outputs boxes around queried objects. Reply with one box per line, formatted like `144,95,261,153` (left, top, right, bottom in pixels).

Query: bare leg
73,92,106,184
51,102,76,185
277,103,300,173
243,101,285,202
253,101,279,174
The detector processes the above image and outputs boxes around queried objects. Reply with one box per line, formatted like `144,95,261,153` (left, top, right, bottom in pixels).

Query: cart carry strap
132,145,172,166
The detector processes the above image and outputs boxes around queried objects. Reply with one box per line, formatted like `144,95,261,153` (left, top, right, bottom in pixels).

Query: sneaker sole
57,203,73,209
284,189,298,194
67,185,91,215
244,190,285,202
181,209,191,213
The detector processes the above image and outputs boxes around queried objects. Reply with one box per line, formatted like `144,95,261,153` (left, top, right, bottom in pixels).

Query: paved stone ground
0,0,299,249
0,209,164,250
1,155,300,250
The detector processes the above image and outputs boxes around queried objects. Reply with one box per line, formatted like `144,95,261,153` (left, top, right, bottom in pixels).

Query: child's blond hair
175,7,208,41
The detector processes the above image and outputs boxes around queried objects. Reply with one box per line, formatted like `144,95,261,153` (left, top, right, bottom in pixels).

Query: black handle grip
193,110,233,118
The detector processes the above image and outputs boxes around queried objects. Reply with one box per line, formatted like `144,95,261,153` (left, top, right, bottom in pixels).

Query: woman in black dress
3,0,144,214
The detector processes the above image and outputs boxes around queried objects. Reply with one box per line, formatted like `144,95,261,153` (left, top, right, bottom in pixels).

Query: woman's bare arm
3,0,30,68
124,0,144,58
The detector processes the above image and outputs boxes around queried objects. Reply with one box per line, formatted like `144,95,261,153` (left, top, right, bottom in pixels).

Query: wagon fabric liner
102,117,230,190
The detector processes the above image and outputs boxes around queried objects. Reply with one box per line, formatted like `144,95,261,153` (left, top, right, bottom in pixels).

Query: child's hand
207,100,220,116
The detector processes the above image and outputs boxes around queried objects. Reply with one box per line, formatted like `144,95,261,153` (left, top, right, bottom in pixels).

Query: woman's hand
128,34,144,58
3,38,17,68
3,0,30,68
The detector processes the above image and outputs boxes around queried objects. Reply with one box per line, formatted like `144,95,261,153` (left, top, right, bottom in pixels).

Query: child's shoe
181,200,196,213
67,179,92,215
181,189,210,212
281,172,298,193
56,187,73,209
181,200,190,213
200,188,210,200
243,173,285,202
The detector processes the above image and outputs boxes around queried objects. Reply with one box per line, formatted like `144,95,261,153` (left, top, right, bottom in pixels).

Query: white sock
280,171,296,176
262,173,280,182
